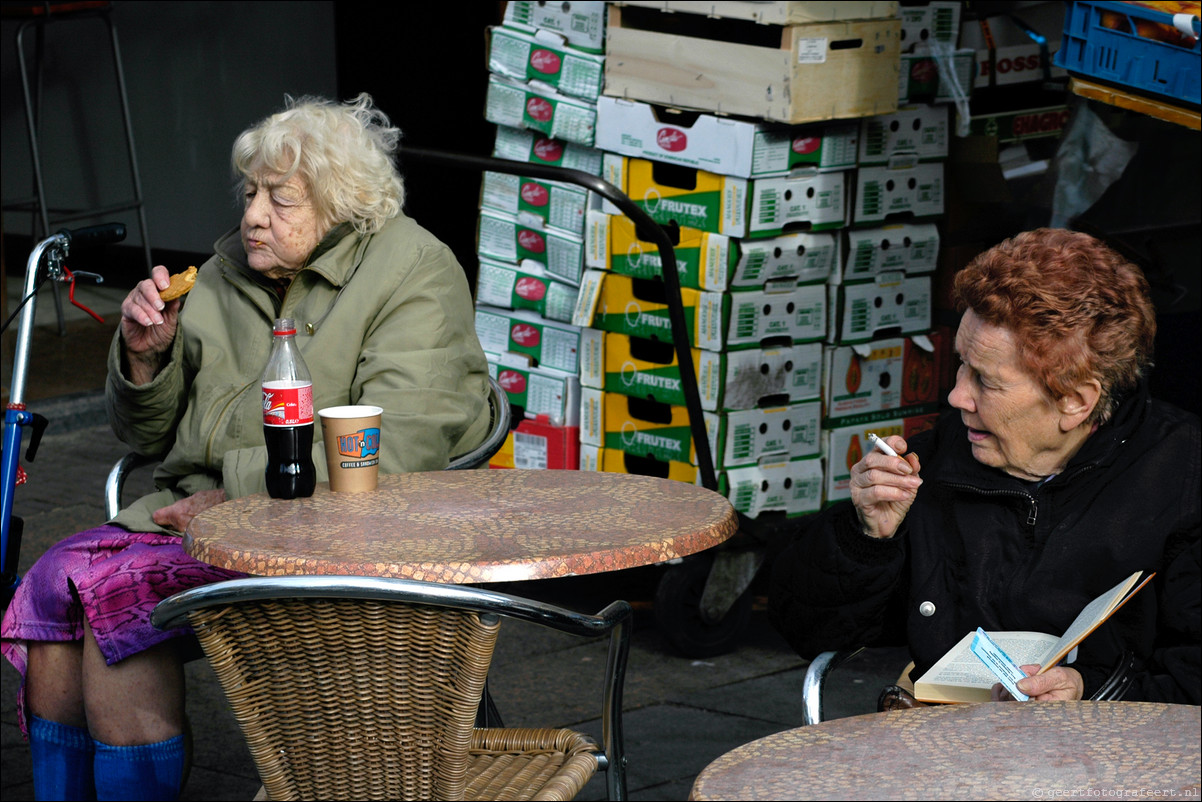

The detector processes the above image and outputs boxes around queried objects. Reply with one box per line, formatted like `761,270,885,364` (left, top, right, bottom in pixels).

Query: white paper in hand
971,627,1030,702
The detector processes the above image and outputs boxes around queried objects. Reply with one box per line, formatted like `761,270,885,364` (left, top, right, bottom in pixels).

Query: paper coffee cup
318,405,383,492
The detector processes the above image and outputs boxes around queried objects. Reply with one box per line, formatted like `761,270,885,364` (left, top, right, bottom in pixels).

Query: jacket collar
212,222,362,289
930,380,1150,491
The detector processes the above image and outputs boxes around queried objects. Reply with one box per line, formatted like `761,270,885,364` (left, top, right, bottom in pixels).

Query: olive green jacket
106,215,490,534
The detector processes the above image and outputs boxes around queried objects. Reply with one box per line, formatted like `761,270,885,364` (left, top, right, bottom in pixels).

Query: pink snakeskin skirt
1,525,246,735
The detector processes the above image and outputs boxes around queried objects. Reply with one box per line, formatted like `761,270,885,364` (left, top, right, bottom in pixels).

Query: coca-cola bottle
261,318,316,499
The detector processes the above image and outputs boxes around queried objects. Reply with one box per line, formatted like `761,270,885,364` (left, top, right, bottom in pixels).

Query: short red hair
952,228,1156,424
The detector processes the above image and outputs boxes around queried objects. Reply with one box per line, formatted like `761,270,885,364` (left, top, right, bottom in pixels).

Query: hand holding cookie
121,264,188,380
159,266,197,301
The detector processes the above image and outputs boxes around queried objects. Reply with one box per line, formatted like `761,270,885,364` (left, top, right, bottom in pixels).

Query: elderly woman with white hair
1,93,491,800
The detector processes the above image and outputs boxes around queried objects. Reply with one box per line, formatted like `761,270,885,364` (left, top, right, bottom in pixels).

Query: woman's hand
992,664,1085,702
152,489,226,533
849,435,922,539
120,265,181,385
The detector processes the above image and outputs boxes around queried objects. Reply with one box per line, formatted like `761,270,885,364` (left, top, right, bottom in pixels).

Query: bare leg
81,619,185,746
26,640,87,728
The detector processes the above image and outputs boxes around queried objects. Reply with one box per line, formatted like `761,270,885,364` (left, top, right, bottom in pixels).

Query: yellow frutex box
611,154,748,237
585,210,734,291
605,155,848,238
579,387,701,466
573,269,827,352
579,329,823,411
579,444,699,483
587,210,839,291
579,388,821,469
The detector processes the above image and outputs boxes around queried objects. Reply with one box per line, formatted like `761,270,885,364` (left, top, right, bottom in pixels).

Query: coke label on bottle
262,380,313,427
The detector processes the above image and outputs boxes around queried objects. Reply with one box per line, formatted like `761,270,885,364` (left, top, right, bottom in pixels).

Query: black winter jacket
769,383,1200,704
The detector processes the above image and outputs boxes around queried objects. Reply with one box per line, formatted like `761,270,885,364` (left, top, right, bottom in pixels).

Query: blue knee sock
92,734,186,802
28,715,96,801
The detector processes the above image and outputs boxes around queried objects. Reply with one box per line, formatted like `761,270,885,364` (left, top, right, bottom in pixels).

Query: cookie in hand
159,266,198,301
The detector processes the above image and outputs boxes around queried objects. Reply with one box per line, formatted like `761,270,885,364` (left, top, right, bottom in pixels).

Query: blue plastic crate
1056,0,1200,107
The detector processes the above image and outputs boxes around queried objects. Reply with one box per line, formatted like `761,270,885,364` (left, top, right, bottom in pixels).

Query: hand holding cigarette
851,433,923,540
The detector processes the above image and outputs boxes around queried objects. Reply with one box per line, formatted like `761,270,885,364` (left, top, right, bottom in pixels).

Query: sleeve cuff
833,504,905,566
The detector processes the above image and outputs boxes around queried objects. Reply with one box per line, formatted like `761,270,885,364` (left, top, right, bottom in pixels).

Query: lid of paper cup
318,405,384,418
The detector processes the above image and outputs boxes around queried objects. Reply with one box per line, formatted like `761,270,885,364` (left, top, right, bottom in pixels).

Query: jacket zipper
941,482,1039,527
941,462,1101,530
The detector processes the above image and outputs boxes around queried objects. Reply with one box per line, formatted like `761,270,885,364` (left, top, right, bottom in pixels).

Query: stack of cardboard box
475,2,968,519
475,1,612,470
570,0,933,520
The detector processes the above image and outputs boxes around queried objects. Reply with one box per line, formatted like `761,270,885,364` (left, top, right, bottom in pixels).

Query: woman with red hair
771,228,1199,705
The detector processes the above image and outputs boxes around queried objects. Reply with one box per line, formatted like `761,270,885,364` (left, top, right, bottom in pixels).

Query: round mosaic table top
186,469,738,584
689,701,1201,801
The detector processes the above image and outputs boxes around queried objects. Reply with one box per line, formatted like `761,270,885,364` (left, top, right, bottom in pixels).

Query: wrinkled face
240,173,324,280
948,310,1073,481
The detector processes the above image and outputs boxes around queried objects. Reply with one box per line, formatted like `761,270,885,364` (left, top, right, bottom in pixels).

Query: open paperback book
913,570,1154,704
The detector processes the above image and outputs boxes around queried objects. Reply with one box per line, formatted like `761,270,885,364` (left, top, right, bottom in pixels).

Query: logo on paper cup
337,427,379,459
533,137,563,163
792,137,820,155
521,181,549,206
511,323,541,346
498,370,526,393
518,229,546,253
526,97,553,122
515,277,547,301
530,49,561,75
657,128,687,152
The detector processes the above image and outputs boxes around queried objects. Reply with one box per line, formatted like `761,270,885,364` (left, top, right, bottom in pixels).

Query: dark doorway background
334,3,506,292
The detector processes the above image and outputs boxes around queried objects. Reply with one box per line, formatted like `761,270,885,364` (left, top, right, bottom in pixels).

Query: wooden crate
604,4,900,125
613,1,899,24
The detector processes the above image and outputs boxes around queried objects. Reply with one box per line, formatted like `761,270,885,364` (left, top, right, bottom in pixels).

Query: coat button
919,601,936,617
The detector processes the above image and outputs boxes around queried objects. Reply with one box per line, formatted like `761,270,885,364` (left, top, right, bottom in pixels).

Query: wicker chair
152,574,629,801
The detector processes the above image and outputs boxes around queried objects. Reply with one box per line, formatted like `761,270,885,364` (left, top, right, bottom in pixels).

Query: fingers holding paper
992,664,1085,702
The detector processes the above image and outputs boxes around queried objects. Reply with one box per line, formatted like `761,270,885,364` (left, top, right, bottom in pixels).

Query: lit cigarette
867,432,899,458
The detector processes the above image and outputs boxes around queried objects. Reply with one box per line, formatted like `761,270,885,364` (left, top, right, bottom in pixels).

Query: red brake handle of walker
62,267,105,324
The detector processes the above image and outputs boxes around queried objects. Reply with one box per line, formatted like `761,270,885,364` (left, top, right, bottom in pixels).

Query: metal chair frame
152,573,632,800
801,645,1138,725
